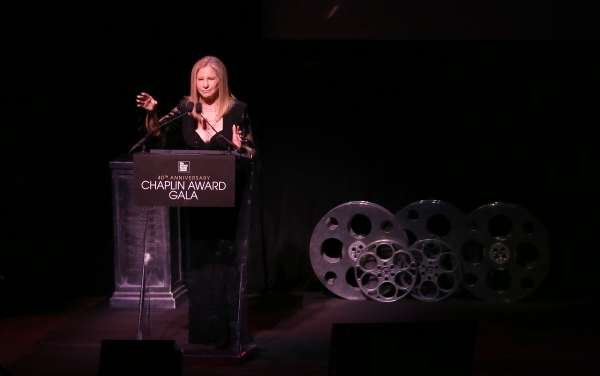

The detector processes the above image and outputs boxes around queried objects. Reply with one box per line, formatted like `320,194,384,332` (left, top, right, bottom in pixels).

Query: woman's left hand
232,125,243,149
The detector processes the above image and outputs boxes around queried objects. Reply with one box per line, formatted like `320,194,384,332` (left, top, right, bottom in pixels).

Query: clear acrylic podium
110,150,258,357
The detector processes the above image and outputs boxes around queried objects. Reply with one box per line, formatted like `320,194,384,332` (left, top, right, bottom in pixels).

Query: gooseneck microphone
129,101,194,155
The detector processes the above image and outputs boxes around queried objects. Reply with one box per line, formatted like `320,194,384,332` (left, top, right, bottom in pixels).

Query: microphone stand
129,104,194,155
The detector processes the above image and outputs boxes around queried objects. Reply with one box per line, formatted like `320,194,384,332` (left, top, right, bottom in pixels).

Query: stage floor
1,291,599,375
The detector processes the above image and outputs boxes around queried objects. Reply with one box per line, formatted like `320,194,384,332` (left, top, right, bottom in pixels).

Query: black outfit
150,97,249,152
147,97,263,351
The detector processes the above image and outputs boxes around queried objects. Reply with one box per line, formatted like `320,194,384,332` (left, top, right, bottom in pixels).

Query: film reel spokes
355,240,417,302
452,202,550,302
309,201,409,300
409,239,463,302
394,200,466,246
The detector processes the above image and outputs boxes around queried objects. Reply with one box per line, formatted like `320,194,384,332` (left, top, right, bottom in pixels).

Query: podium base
109,284,188,309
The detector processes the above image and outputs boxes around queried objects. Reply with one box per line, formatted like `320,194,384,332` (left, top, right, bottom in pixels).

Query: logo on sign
178,161,190,173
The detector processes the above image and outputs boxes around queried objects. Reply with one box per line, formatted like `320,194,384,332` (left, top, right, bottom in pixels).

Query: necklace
202,114,218,123
200,114,220,132
202,103,217,112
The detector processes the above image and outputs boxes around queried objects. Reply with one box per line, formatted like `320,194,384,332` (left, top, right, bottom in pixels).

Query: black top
150,97,250,151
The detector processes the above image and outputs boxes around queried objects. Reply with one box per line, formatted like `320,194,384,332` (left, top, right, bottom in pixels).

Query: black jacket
150,98,250,151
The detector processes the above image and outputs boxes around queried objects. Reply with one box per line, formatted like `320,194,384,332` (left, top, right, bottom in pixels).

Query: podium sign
133,152,236,207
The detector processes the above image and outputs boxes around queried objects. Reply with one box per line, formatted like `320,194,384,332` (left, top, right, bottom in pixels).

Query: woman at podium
134,56,262,354
136,56,255,155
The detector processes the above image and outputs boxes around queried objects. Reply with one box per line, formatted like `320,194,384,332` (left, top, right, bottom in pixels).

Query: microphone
181,101,195,113
129,101,194,154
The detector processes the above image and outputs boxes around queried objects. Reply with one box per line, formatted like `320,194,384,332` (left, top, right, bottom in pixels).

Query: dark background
2,1,598,302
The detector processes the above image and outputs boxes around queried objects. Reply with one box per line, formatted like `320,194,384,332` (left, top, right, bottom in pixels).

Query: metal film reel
355,239,417,302
394,200,466,247
409,239,463,302
451,202,550,302
309,201,409,300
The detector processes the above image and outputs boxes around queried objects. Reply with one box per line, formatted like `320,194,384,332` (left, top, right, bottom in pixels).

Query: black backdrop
2,1,599,302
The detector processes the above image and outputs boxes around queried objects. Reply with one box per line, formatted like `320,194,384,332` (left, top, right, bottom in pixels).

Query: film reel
408,239,463,302
394,200,466,246
309,201,409,300
355,239,417,302
451,202,550,302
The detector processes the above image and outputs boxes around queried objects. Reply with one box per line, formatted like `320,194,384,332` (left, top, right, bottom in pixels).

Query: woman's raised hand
232,125,243,149
136,92,158,113
232,125,255,155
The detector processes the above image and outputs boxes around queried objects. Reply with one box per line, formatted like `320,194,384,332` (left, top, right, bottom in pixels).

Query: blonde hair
189,56,236,122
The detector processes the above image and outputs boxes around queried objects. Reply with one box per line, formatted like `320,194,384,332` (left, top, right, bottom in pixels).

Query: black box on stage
0,365,11,376
328,321,477,376
98,340,182,376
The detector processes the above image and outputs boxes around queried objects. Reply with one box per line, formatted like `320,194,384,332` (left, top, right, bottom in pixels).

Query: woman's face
196,66,220,101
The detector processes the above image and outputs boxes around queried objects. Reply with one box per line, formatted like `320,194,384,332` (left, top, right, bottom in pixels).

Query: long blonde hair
189,56,236,122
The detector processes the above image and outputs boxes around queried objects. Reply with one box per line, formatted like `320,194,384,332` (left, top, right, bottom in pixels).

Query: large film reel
451,202,550,302
355,239,417,302
408,239,463,302
310,201,409,300
394,200,466,246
